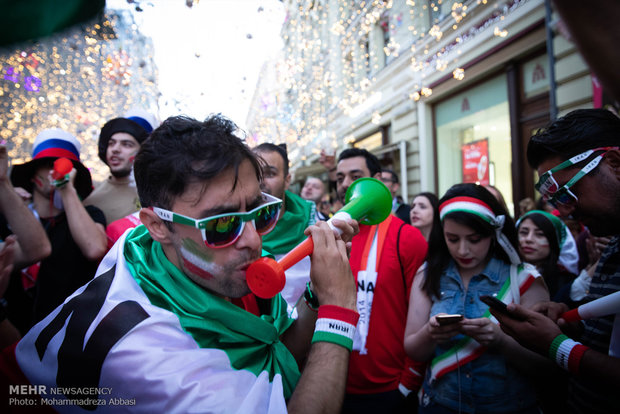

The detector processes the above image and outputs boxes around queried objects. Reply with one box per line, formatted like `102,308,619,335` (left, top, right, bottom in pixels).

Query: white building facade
246,0,598,214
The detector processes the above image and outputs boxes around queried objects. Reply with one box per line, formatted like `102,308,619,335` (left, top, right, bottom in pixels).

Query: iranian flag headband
439,196,521,264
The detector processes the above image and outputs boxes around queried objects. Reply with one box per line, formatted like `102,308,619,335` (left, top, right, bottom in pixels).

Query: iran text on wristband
312,305,359,351
548,334,589,375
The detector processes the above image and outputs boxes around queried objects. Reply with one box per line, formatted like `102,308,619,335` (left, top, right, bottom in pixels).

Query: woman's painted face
410,196,434,229
443,218,493,276
518,218,550,265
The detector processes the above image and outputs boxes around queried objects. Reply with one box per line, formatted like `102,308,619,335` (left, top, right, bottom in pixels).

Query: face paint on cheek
179,237,221,280
33,177,43,187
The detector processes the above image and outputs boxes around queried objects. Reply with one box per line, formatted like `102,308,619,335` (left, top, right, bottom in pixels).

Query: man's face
31,165,54,198
301,177,325,203
379,171,398,198
106,132,140,178
336,156,375,202
255,150,290,201
537,154,620,236
161,159,263,298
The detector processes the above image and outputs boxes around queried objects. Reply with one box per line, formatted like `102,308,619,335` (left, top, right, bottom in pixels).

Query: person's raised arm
0,145,51,268
281,218,358,367
0,236,22,347
318,150,337,183
286,220,358,414
55,168,107,261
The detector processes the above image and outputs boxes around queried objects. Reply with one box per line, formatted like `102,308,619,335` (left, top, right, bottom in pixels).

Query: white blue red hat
98,108,158,165
10,128,93,199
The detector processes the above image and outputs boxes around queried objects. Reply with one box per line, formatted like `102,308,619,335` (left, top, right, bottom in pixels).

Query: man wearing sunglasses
489,109,620,413
5,115,360,413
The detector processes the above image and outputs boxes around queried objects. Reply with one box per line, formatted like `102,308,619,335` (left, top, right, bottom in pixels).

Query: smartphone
479,295,509,314
436,314,464,326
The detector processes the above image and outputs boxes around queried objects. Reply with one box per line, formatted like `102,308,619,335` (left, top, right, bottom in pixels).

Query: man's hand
306,221,356,310
324,217,359,247
318,149,336,171
490,303,562,356
531,301,569,321
51,166,77,191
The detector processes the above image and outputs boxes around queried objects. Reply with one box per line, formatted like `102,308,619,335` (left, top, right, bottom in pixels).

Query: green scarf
123,226,300,397
261,190,315,255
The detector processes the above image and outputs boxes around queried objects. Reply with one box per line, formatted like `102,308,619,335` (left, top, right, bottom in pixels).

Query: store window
435,74,514,215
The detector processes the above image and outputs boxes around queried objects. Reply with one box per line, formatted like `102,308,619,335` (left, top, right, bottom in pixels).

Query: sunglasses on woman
152,192,282,248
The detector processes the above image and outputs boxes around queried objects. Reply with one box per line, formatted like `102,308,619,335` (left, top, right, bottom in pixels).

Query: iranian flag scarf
429,263,540,383
123,225,301,398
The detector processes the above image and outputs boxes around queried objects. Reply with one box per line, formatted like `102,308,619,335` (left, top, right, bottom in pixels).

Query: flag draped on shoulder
11,225,298,413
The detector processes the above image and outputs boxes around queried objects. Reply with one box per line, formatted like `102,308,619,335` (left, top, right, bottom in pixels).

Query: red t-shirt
346,216,428,394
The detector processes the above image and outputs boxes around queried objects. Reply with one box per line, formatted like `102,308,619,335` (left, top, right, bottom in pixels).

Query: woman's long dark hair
423,183,518,298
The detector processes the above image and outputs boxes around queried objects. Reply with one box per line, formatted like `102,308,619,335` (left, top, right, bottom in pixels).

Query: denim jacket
420,257,537,413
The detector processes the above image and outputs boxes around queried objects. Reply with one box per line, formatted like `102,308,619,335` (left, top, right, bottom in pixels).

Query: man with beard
84,110,156,224
8,129,107,325
253,143,317,308
301,176,328,221
490,109,620,412
2,115,360,413
335,148,427,413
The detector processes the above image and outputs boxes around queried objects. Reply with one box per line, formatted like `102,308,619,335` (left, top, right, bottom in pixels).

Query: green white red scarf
429,262,539,383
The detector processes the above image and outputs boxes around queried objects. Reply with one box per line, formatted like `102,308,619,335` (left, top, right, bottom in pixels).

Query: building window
435,74,514,215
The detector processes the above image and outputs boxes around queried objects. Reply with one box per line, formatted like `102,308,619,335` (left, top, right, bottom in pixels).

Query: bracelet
303,282,319,312
312,305,359,351
548,334,588,375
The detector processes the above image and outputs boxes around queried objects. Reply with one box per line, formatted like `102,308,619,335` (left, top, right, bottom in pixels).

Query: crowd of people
0,107,616,414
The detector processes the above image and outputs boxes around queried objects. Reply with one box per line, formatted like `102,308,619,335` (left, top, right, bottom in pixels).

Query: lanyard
359,215,392,272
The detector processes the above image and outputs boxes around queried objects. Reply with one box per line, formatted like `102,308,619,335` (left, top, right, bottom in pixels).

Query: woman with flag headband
404,183,551,413
516,209,580,304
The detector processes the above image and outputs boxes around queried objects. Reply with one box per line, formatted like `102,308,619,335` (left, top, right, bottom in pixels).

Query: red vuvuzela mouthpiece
52,158,73,180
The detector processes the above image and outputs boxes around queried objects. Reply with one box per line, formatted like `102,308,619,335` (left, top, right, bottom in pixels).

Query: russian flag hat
10,128,93,200
97,108,158,165
439,196,521,264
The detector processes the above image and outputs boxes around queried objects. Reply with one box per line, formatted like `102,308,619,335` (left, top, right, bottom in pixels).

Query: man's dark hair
134,114,261,210
254,143,289,176
527,109,620,169
337,148,381,177
381,168,399,184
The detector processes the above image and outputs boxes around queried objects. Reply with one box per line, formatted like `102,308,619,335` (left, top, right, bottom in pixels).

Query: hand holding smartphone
436,314,464,326
480,295,525,320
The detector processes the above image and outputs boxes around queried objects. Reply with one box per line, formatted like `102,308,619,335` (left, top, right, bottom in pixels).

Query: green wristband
548,334,569,360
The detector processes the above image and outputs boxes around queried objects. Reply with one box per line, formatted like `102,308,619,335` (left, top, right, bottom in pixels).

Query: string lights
248,0,525,168
0,9,159,182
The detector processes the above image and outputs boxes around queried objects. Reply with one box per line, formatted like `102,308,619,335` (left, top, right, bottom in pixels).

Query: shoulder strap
396,221,407,297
